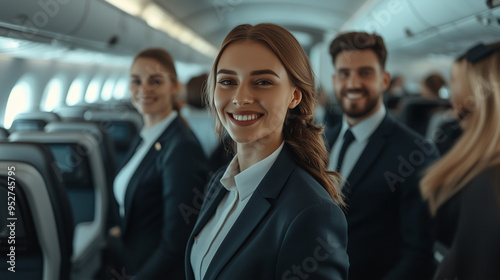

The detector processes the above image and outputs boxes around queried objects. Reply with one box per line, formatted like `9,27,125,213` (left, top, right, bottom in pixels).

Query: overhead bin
118,14,154,54
340,0,498,54
67,0,165,55
409,0,488,29
0,0,213,63
69,0,123,50
341,0,493,44
0,0,88,40
393,15,500,56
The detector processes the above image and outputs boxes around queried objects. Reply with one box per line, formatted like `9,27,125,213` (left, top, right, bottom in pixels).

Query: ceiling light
107,0,218,58
105,0,142,16
5,41,20,49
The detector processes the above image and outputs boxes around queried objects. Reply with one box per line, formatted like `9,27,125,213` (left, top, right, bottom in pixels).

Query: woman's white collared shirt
113,111,178,217
190,142,284,280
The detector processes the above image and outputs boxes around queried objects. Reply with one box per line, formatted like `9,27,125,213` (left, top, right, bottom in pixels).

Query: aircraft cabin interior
0,0,499,279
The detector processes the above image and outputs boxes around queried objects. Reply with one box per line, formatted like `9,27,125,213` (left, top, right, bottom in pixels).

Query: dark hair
456,42,500,63
423,73,446,97
329,32,387,69
186,74,208,109
132,48,181,112
389,76,403,88
206,23,344,206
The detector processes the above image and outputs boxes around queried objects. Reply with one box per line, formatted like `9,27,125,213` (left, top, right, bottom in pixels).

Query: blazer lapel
122,117,180,231
122,146,158,229
116,135,142,172
202,146,296,280
185,175,228,280
343,114,394,196
191,181,228,238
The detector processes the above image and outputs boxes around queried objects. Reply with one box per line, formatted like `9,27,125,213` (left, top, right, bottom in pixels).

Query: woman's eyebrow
130,74,164,79
217,69,236,75
217,69,279,78
251,69,279,78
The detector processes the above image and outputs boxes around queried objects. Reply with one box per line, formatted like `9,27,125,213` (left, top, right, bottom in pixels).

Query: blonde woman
420,42,500,279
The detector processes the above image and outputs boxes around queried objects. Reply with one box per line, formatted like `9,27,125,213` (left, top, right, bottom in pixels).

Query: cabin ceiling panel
153,0,367,47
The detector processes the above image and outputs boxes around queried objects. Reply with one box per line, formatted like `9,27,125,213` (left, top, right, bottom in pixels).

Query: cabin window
85,78,102,103
42,78,63,111
101,77,117,101
439,87,450,99
113,77,129,100
66,79,84,106
4,81,33,129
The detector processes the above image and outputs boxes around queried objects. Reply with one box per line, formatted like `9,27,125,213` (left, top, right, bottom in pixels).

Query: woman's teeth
233,114,259,121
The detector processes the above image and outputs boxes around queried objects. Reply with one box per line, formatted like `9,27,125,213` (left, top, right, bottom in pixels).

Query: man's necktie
336,129,355,174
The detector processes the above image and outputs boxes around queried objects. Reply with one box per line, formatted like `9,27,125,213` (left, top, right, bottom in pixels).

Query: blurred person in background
420,42,500,279
107,48,209,279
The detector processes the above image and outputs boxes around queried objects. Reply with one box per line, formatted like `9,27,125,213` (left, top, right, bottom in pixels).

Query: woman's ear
288,88,302,109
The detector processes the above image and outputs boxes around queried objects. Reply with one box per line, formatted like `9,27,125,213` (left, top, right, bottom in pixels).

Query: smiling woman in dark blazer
185,23,349,280
109,48,208,279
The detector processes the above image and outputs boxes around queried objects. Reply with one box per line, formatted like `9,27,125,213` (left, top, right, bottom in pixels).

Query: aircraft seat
52,106,92,121
45,121,118,185
9,131,108,280
399,98,451,136
83,110,143,166
0,142,74,280
0,127,9,139
10,112,61,132
425,110,462,156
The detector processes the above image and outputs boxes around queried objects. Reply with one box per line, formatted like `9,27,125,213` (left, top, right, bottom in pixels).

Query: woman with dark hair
108,48,208,279
185,23,349,280
420,73,446,99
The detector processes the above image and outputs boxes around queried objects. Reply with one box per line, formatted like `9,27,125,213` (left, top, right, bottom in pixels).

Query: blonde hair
205,23,344,207
420,48,500,215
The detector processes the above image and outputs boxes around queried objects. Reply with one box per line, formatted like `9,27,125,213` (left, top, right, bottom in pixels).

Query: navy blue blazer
434,165,500,280
185,144,349,280
325,113,438,280
114,116,209,279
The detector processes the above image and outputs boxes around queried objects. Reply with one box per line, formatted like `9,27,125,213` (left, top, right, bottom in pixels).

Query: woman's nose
232,85,253,106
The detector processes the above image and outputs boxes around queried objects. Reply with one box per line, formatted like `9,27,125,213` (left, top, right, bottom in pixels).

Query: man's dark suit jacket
325,113,438,280
185,145,349,280
113,116,208,279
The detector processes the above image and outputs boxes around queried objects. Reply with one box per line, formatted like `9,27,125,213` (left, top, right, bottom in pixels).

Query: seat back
83,110,143,165
45,121,118,186
10,112,61,132
426,111,463,155
52,106,91,121
399,98,451,136
0,142,73,280
9,131,108,278
0,127,9,139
